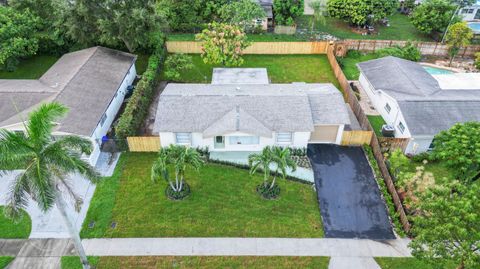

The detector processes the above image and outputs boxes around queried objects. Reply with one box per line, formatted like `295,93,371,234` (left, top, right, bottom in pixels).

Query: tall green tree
273,0,304,26
156,0,203,32
445,22,473,65
195,22,250,66
219,0,265,30
411,0,458,36
409,181,480,269
431,122,480,181
0,6,40,71
98,0,165,52
151,145,204,197
0,102,99,269
327,0,398,26
65,0,105,47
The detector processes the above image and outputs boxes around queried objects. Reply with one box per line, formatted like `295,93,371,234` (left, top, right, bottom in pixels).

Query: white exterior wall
359,73,412,139
460,5,480,21
405,136,434,155
88,63,137,165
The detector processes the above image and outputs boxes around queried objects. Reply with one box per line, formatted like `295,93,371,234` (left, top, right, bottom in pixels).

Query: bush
115,40,166,139
377,42,421,61
257,183,281,199
475,52,480,70
165,183,191,200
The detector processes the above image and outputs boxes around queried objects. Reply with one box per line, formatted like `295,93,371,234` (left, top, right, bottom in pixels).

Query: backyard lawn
162,54,340,88
81,153,323,238
62,256,329,269
0,55,59,79
375,257,455,269
297,14,431,41
367,115,387,137
0,206,31,239
338,51,380,80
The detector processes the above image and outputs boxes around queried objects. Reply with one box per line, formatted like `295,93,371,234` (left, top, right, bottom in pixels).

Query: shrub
377,42,421,61
475,52,480,70
115,39,166,139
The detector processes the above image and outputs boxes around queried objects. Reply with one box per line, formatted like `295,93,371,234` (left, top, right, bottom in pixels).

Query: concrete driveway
0,171,95,239
308,144,394,239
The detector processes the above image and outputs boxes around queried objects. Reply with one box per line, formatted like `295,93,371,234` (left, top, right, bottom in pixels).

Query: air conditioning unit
381,125,395,137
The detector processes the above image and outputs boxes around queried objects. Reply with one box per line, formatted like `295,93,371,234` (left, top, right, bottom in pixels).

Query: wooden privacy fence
127,137,161,152
378,137,410,153
340,39,480,57
341,130,373,146
327,44,411,233
166,41,329,54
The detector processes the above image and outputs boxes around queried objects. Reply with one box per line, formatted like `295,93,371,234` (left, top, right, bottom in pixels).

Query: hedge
115,40,167,139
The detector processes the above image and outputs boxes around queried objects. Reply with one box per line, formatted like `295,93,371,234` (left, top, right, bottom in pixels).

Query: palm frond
26,102,68,149
27,163,57,212
0,129,34,173
5,172,31,220
51,135,94,155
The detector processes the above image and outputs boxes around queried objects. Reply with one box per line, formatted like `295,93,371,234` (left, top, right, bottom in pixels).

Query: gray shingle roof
153,83,350,136
358,56,480,136
0,47,136,136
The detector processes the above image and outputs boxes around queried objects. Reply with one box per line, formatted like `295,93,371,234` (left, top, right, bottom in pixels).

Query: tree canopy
273,0,304,26
445,22,473,65
411,0,458,35
0,6,40,71
327,0,398,26
196,22,250,67
219,0,266,30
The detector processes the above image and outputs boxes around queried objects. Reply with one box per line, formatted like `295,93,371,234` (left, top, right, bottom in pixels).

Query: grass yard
375,257,456,269
81,153,323,238
0,257,14,269
0,206,31,239
367,115,387,137
297,14,431,41
162,54,340,88
0,55,59,79
338,51,380,80
62,256,329,269
168,33,310,42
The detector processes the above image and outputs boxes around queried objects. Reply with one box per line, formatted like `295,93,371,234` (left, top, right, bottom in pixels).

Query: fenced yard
166,41,328,54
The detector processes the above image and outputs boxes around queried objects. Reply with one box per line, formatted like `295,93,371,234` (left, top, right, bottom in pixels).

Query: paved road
308,144,395,239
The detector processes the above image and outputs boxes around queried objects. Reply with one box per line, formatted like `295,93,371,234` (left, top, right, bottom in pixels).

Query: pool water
468,22,480,33
422,66,454,75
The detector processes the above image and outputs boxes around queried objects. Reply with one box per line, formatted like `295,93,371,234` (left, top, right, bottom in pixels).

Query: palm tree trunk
55,192,90,269
270,174,277,189
179,174,184,192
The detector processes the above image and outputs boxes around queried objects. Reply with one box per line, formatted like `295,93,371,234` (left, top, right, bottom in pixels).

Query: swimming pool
468,22,480,33
422,66,454,75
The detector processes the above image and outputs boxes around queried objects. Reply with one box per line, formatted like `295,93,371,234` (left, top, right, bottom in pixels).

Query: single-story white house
460,0,480,21
153,68,351,152
357,56,480,154
0,46,137,165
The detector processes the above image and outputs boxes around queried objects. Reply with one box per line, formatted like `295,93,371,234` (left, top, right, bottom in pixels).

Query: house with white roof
0,46,137,165
153,68,352,152
357,56,480,154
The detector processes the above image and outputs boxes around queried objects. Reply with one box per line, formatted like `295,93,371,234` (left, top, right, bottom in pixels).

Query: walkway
81,238,411,257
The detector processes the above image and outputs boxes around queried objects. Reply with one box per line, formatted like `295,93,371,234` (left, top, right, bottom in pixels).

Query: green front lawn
367,115,387,137
0,55,59,79
0,257,14,269
297,13,431,41
375,257,456,269
162,54,340,87
97,256,329,269
61,257,100,269
82,153,323,238
0,206,31,239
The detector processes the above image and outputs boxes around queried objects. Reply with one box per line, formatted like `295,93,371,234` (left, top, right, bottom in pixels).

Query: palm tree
0,102,99,269
270,146,297,189
151,145,204,194
309,0,327,34
248,146,274,188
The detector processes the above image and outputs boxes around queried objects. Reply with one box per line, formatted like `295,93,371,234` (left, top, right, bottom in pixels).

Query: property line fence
341,130,373,146
327,44,411,233
127,136,161,152
378,137,410,153
340,39,480,57
166,41,329,54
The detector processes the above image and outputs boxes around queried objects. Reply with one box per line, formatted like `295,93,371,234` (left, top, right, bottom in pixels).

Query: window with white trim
276,132,293,144
397,122,405,134
229,136,259,145
384,103,391,113
175,133,191,144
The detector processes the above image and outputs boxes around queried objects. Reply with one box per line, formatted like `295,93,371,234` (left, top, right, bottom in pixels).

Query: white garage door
309,125,339,143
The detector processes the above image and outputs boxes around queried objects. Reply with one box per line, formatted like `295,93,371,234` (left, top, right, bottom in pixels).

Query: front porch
209,151,314,182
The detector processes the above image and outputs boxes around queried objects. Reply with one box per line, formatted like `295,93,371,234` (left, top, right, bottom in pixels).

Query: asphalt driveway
308,144,395,239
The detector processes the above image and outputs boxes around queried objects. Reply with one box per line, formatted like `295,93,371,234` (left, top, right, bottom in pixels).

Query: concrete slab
329,257,381,269
0,171,96,238
7,257,61,269
17,239,75,257
0,240,26,256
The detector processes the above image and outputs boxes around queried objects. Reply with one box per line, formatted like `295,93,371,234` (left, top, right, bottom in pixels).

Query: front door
214,136,225,149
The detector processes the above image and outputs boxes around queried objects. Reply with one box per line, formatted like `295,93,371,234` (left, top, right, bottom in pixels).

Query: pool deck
420,62,461,73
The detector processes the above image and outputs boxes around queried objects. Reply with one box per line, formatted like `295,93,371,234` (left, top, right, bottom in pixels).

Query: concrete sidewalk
82,238,412,257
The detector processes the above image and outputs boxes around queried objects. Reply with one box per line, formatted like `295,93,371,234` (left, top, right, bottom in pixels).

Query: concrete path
329,257,381,269
82,238,411,257
0,171,95,239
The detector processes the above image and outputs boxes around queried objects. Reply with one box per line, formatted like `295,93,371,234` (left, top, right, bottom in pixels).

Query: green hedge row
116,41,166,139
363,145,407,237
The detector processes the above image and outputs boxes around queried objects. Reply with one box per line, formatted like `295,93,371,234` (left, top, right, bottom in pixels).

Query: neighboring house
357,56,480,154
459,0,480,21
153,68,351,152
0,46,137,165
256,0,274,30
